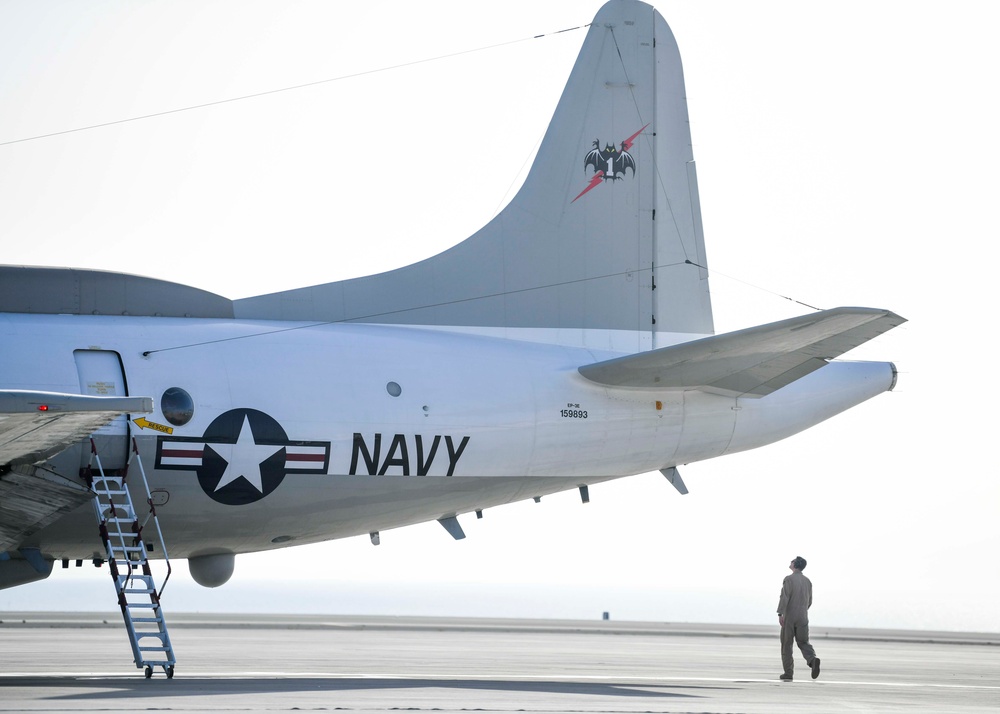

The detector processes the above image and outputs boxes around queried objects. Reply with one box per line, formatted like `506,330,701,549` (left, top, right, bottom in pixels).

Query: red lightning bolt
621,123,649,151
572,170,605,203
571,123,649,203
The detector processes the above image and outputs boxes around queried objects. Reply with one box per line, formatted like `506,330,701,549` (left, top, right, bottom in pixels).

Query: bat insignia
572,124,648,203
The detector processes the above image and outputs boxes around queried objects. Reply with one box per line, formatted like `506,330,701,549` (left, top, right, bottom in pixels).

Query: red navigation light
37,405,49,411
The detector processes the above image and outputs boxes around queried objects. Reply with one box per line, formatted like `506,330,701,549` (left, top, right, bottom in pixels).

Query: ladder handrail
89,441,139,583
127,437,172,597
87,437,177,675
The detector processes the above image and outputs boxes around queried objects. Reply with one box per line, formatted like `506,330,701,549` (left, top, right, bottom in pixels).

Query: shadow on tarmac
4,675,733,701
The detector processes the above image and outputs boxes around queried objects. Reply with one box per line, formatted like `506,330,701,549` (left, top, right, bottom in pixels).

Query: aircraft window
386,381,402,397
161,387,194,426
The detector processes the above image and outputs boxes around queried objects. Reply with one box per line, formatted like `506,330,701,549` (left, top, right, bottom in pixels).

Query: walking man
777,556,820,681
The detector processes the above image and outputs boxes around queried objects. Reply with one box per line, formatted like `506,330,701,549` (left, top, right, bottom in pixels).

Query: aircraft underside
24,473,622,560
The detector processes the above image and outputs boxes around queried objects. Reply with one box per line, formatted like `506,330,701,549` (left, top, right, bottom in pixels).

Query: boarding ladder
86,437,176,679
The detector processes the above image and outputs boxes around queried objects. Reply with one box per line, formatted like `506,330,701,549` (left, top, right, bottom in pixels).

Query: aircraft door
74,349,130,471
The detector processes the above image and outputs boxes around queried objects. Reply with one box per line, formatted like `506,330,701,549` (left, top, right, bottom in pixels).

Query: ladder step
117,575,154,584
89,445,176,670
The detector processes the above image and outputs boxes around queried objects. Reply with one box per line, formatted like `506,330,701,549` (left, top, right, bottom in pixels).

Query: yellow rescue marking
133,417,173,435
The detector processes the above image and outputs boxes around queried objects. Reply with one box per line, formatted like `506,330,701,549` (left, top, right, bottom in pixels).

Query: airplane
0,0,904,677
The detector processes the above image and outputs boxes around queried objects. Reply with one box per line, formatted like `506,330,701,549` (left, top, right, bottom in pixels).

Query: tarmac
1,612,998,713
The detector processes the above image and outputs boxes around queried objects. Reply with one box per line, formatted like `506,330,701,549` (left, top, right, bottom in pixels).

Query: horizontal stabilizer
0,390,153,467
578,307,906,397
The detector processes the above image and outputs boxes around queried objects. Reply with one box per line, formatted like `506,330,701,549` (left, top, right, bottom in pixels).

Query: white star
213,415,282,493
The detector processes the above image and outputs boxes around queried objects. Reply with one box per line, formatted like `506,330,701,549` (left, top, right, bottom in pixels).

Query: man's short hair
792,556,807,571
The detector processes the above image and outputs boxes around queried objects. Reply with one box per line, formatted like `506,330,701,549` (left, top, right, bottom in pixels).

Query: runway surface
1,613,997,713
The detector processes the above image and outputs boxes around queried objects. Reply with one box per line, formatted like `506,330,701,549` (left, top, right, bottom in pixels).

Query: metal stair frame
86,437,176,679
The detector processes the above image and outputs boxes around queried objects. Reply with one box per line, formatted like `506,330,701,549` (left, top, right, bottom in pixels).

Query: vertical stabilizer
235,0,713,348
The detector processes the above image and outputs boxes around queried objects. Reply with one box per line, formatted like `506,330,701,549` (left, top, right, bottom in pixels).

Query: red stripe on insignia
286,453,326,462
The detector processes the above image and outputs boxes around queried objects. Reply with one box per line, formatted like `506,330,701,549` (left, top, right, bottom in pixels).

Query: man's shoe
810,658,821,679
780,673,793,681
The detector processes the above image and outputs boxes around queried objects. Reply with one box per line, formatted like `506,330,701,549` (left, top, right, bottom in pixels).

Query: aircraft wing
0,390,153,467
0,390,153,553
578,307,906,398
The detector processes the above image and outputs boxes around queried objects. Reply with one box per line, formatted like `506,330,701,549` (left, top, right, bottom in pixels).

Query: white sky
1,1,998,633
